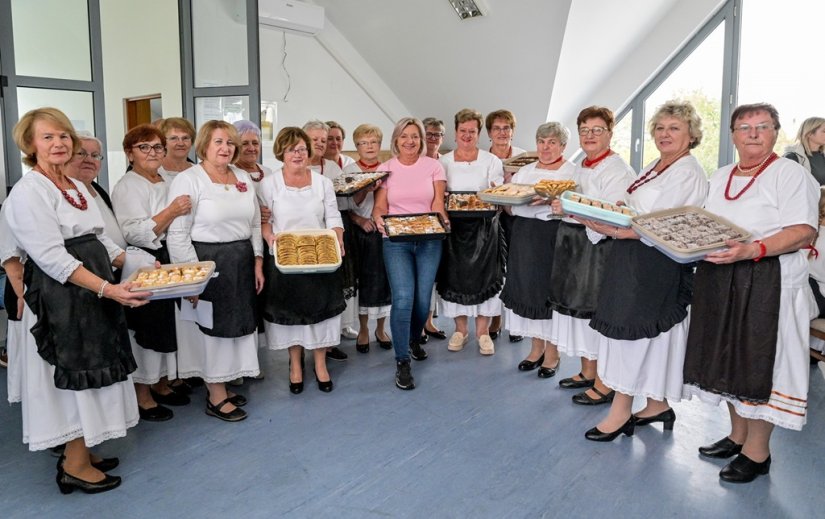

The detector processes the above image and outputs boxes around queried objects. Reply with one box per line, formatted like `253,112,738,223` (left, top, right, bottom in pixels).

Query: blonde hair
648,100,704,149
797,117,825,155
454,108,483,132
352,124,383,145
13,107,80,167
193,120,240,162
389,117,426,157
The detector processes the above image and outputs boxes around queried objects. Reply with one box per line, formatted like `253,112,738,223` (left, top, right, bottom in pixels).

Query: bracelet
753,240,767,262
97,280,109,299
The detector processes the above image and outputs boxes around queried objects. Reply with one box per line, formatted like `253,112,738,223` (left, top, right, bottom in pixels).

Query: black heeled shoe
314,369,333,393
57,455,119,474
698,437,742,459
375,331,393,349
56,469,122,494
719,454,771,483
518,354,544,372
424,328,447,340
584,417,635,442
289,353,305,395
537,360,560,379
633,408,675,430
356,341,370,354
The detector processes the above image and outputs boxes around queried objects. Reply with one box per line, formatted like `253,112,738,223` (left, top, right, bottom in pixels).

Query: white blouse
111,171,169,249
258,169,343,233
166,165,263,264
94,194,127,250
440,150,504,192
628,154,708,213
511,161,577,220
5,171,122,283
0,204,25,264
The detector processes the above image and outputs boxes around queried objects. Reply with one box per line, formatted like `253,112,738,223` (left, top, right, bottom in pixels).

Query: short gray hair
302,120,329,134
232,119,261,139
536,122,569,146
75,130,103,150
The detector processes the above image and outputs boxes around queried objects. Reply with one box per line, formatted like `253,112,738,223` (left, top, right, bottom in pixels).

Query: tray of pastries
333,171,389,196
533,179,577,199
478,183,537,205
383,212,449,242
503,152,539,174
273,229,342,274
560,191,637,227
126,261,216,300
446,191,497,217
631,206,751,264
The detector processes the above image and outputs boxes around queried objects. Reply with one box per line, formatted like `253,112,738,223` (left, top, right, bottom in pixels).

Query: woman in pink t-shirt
372,117,447,390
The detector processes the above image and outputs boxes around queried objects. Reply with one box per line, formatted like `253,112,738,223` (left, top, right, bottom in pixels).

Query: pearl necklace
724,153,779,201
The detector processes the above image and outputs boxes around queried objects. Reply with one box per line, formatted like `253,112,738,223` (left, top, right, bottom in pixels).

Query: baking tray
559,190,637,227
333,171,389,197
446,191,498,218
503,152,538,174
273,228,342,274
478,183,537,206
126,261,216,301
383,212,450,242
631,206,752,264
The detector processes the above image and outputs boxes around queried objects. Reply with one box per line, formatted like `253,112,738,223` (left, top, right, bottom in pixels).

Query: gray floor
1,318,824,518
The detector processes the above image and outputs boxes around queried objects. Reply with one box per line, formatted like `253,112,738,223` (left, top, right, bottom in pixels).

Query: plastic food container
478,183,537,206
631,206,752,264
559,190,637,227
273,228,342,274
446,191,497,218
503,152,538,174
383,212,450,242
126,261,216,301
333,171,389,197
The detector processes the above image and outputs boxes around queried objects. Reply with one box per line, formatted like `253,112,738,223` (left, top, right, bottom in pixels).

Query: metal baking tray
559,190,637,228
478,183,537,206
503,152,538,174
446,191,498,218
125,261,216,301
333,171,389,197
273,228,342,274
631,206,752,264
383,212,450,242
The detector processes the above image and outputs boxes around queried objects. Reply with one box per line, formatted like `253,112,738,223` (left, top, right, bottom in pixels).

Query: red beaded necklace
537,156,563,168
357,159,379,171
627,150,690,194
724,153,779,201
248,164,264,182
582,148,611,169
35,167,87,210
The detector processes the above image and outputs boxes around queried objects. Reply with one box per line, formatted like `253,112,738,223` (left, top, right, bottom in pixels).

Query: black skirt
124,244,177,353
4,274,20,323
683,257,781,404
261,248,345,326
23,234,136,391
341,212,358,301
192,240,258,338
547,222,613,319
809,277,825,318
589,239,693,340
436,214,504,305
352,223,391,308
499,217,559,320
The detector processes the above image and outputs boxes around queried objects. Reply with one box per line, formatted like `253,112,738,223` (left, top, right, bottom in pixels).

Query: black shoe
50,445,66,457
584,417,635,442
314,369,333,393
167,379,193,396
138,404,173,422
356,341,370,353
409,340,428,361
572,387,614,406
537,360,560,379
419,333,429,344
699,437,743,459
228,393,247,407
509,334,524,343
57,455,119,474
326,347,348,361
518,354,544,372
488,330,500,340
57,470,121,495
395,360,415,390
424,328,447,340
150,389,190,407
374,332,392,350
185,377,204,388
559,372,596,389
205,397,247,422
633,408,676,430
289,355,304,394
720,454,771,483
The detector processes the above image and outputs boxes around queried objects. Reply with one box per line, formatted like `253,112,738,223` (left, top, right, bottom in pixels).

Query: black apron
124,243,177,353
499,217,559,320
436,214,504,305
352,222,391,308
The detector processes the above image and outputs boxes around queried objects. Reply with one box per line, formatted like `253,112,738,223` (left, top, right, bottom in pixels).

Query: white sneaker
341,326,358,339
479,334,495,356
448,332,468,352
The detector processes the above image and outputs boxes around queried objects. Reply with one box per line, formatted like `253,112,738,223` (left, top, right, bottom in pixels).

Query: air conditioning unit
259,0,325,36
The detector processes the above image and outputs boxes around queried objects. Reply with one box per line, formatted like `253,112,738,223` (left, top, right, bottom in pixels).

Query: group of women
0,98,818,494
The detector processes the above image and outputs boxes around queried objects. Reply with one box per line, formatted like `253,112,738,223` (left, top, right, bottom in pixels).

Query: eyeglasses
75,151,104,162
166,135,192,143
356,140,380,147
425,132,444,139
733,123,775,134
578,126,609,136
133,144,166,154
490,125,512,133
286,147,308,155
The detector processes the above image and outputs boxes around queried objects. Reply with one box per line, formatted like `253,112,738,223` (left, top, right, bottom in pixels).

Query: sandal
205,397,247,422
571,386,615,406
559,372,596,389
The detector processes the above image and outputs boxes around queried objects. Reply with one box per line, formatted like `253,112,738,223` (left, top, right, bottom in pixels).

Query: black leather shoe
326,347,348,361
409,340,428,361
314,369,333,393
518,354,544,372
375,332,393,350
559,372,596,389
698,437,743,459
57,470,121,495
509,334,524,343
289,381,304,394
419,333,429,344
488,329,500,340
572,387,614,406
424,328,447,340
228,393,247,407
720,454,771,483
356,342,370,353
150,388,190,407
633,408,676,430
585,417,635,442
168,379,193,396
57,455,119,473
205,397,247,422
138,404,173,422
537,360,560,379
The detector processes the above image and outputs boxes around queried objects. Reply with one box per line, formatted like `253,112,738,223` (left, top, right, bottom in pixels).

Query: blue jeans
382,239,442,361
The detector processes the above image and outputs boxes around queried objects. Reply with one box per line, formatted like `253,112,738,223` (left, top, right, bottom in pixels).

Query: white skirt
6,317,25,403
129,330,178,385
175,308,260,383
597,317,690,401
552,314,600,360
265,314,342,350
340,297,358,329
18,306,139,451
504,308,553,342
358,304,391,320
682,285,812,431
439,293,502,318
